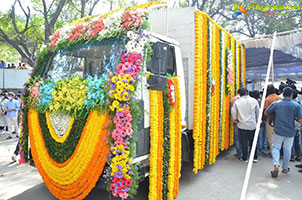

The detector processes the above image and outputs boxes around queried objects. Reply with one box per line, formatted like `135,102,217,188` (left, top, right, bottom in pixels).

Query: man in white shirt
231,88,260,162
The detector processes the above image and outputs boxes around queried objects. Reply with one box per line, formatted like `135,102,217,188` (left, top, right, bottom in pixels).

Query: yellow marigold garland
215,25,220,158
172,76,182,198
193,11,208,173
243,48,246,87
45,111,75,143
193,11,203,172
149,90,164,200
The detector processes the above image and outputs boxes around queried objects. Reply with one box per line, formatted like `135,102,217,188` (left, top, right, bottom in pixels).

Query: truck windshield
46,39,121,81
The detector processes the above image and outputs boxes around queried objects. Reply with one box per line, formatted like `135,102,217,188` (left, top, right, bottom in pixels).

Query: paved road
1,133,302,200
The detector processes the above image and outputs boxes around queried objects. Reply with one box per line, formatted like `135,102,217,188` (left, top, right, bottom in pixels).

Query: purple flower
115,171,123,179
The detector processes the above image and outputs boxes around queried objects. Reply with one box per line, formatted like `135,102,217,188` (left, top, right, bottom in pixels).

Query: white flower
127,31,136,40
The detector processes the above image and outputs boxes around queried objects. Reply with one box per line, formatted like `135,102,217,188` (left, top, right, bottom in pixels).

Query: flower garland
243,47,246,87
193,11,204,173
149,90,164,200
149,76,181,200
172,76,182,198
229,37,236,146
214,25,220,159
218,30,224,151
103,29,150,199
209,23,215,165
28,109,110,199
205,18,211,164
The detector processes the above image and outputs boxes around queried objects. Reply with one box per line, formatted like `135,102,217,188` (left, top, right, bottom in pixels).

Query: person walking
1,93,9,133
231,88,259,162
264,84,281,156
265,87,302,178
231,93,241,158
5,92,20,140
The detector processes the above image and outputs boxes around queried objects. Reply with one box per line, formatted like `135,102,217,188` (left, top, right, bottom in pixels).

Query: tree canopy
0,0,302,66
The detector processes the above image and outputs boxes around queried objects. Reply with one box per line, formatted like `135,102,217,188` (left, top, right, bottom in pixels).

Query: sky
0,0,32,13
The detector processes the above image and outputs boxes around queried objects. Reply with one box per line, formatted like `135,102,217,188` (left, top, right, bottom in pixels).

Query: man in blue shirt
265,87,302,178
5,92,20,140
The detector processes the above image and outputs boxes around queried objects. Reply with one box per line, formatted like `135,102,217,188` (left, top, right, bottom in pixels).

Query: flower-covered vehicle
21,2,245,200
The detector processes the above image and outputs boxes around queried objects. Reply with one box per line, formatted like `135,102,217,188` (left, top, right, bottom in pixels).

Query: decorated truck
20,2,245,200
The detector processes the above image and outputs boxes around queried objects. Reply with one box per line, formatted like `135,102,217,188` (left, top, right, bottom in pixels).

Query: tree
0,0,68,67
179,0,302,39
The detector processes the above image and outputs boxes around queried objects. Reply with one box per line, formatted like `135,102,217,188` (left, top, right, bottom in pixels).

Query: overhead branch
89,0,101,15
17,0,31,34
0,28,34,66
230,30,253,38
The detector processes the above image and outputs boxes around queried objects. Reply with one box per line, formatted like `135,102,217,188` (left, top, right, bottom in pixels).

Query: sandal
281,168,290,173
271,170,279,178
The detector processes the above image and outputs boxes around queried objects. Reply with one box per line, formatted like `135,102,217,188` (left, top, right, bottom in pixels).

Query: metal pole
272,62,274,84
239,31,277,200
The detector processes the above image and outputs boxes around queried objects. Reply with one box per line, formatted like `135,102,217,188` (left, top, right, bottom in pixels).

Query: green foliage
0,43,21,62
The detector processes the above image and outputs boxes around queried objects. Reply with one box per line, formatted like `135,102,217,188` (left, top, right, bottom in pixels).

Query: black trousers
238,128,258,160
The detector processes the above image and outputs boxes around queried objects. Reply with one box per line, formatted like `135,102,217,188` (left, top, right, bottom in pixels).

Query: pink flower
126,128,133,136
115,138,124,146
122,109,131,116
119,191,128,199
31,87,40,97
120,130,127,137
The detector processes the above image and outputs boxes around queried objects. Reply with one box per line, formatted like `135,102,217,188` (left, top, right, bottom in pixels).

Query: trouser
6,117,18,137
239,128,258,161
234,123,242,156
291,131,301,159
265,122,274,154
257,122,267,153
272,134,294,170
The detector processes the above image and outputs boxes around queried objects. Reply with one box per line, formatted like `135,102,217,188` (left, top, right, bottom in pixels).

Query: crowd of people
231,78,302,178
0,60,30,69
0,90,22,161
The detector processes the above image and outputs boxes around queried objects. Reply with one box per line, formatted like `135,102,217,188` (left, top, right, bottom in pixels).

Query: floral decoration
193,11,246,173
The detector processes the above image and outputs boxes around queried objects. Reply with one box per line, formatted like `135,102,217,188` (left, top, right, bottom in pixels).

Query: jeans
272,134,294,170
257,122,267,153
238,128,258,161
234,123,242,156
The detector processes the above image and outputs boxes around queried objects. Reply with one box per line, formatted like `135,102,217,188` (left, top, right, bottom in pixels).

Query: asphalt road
2,134,302,200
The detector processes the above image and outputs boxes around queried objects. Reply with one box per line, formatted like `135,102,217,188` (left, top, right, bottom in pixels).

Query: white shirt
231,95,259,130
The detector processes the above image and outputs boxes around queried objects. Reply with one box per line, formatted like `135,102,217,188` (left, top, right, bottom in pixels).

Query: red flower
110,183,115,191
125,179,132,186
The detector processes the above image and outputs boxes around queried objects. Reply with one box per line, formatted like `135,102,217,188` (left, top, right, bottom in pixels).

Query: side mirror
148,42,169,75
